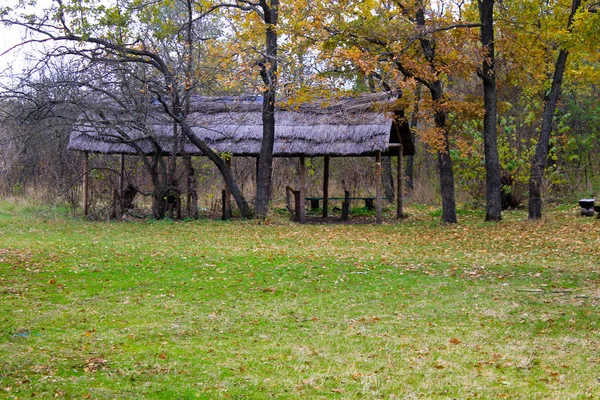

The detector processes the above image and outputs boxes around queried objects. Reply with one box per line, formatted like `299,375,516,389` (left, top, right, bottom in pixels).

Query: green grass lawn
1,201,599,399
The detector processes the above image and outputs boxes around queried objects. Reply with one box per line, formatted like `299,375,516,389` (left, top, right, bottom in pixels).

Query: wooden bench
306,196,388,211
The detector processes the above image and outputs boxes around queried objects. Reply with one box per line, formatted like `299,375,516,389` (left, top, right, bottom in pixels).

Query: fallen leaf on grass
448,337,462,345
83,358,108,372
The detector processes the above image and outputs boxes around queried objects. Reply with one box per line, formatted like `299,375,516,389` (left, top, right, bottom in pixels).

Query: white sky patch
0,23,29,75
0,0,54,81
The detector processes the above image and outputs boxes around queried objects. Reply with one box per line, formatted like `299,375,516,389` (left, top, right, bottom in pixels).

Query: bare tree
1,0,254,218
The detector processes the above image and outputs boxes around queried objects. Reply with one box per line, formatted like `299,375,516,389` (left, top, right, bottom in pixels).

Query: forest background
0,0,598,222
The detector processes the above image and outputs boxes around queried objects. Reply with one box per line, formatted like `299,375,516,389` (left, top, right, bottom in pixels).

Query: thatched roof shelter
67,93,414,157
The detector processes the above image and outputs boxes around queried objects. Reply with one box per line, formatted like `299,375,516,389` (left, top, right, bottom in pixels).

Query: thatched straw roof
67,93,414,157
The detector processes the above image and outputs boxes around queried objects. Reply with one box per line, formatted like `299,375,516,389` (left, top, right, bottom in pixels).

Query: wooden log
298,156,306,223
342,190,350,221
323,156,330,218
82,152,89,217
376,151,382,224
397,144,404,219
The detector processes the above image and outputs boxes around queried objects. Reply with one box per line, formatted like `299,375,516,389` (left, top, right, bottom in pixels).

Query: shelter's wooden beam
323,156,330,218
83,152,89,217
397,145,404,219
376,151,382,224
298,156,306,223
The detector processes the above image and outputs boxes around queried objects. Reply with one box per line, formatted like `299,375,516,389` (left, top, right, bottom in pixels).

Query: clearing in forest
0,202,599,398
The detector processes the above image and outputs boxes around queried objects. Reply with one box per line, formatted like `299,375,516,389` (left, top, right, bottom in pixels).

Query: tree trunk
183,155,198,219
528,0,580,219
151,177,168,220
382,156,395,203
152,191,167,220
437,148,457,224
397,145,404,218
431,84,458,224
405,84,421,193
179,120,253,218
408,2,457,223
255,0,279,219
479,0,502,221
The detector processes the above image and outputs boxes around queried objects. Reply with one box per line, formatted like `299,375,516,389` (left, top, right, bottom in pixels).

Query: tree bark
182,155,198,219
478,0,502,221
179,119,253,218
255,0,279,219
411,0,457,223
406,83,421,193
431,84,458,224
397,145,404,218
528,0,581,219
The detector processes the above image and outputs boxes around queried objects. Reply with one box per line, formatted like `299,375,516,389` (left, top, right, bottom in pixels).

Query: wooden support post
82,152,89,217
111,188,118,219
224,158,232,219
298,156,306,223
342,190,350,221
397,145,404,219
294,190,302,222
221,190,230,220
323,156,329,218
285,186,296,220
119,154,125,214
376,151,382,224
186,164,191,217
